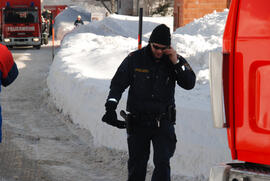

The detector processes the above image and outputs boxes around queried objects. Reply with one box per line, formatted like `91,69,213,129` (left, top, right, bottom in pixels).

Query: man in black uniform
102,24,196,181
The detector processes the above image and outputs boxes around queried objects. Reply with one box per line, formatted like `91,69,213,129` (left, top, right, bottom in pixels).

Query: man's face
150,43,169,59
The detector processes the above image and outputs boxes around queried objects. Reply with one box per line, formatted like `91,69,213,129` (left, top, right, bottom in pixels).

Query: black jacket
74,19,84,26
108,45,196,114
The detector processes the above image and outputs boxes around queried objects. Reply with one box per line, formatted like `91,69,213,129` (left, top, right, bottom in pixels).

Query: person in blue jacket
0,44,19,142
102,24,196,181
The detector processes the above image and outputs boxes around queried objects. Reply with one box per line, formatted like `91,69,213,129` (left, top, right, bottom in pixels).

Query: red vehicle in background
43,5,67,20
0,0,48,49
42,5,67,37
209,0,270,180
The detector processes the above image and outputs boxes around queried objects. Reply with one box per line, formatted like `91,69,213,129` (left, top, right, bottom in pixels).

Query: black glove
102,109,117,124
105,100,118,111
102,101,126,129
102,101,117,124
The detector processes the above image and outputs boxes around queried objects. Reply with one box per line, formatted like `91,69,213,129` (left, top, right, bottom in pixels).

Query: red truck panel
3,24,40,37
223,0,240,160
224,0,270,164
0,0,40,7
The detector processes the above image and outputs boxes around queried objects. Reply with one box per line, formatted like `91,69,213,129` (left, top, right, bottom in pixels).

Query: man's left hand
163,46,178,64
102,110,126,129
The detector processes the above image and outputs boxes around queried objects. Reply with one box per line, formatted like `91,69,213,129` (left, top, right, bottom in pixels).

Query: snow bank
54,6,93,40
48,9,231,178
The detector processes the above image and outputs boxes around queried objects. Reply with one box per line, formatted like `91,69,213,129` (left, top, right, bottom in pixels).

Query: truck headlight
4,38,11,43
33,38,40,42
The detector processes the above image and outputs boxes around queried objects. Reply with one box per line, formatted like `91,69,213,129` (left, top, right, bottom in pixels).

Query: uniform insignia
135,68,149,73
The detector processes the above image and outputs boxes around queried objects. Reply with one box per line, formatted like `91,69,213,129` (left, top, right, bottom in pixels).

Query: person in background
0,44,19,142
102,24,196,181
74,15,84,27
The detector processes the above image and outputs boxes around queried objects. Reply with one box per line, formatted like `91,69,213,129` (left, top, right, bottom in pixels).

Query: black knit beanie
149,24,171,46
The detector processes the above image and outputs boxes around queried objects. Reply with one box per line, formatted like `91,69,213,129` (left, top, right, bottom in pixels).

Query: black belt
129,112,168,127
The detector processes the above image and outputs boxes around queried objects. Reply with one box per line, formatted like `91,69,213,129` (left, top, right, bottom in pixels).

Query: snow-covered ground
47,7,232,179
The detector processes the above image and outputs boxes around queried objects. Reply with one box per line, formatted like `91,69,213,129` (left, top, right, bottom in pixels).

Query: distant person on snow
0,44,19,142
102,24,196,181
74,15,84,27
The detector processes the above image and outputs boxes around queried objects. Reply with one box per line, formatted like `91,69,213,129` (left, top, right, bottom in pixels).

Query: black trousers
127,119,177,181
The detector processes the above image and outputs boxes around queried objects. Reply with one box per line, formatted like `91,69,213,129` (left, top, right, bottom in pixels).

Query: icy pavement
0,43,129,181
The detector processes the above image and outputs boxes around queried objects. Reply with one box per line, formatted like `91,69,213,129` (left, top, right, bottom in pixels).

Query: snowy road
0,42,202,181
0,43,129,181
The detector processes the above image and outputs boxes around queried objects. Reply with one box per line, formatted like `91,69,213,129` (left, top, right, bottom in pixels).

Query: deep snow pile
42,0,106,21
55,10,173,41
47,9,231,178
42,0,103,8
54,5,107,40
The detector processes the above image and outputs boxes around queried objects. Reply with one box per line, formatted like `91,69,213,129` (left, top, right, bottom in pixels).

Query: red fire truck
209,0,270,180
0,0,47,49
43,5,67,20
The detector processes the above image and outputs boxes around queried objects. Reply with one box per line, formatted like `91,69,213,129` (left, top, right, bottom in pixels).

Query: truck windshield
4,8,38,23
